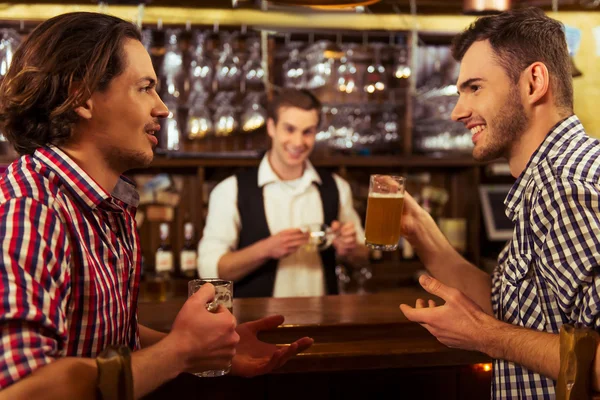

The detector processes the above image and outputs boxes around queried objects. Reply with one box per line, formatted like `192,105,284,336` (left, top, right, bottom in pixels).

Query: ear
73,97,93,120
70,82,94,120
266,118,276,139
523,62,550,105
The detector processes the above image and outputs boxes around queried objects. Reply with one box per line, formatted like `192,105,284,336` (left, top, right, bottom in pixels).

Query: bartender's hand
231,315,314,377
331,220,357,257
166,283,240,374
399,275,496,353
263,229,309,259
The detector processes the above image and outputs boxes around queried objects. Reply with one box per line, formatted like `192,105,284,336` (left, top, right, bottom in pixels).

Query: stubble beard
105,145,154,174
472,88,528,162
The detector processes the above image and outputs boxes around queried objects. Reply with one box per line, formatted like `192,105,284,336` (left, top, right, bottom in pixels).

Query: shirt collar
34,146,139,210
504,115,583,221
112,178,140,208
257,152,322,188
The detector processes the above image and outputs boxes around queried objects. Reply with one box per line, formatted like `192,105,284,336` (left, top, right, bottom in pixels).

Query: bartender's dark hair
0,12,142,155
267,88,322,127
452,7,573,114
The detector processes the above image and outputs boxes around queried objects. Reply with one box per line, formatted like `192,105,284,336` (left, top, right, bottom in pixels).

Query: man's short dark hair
452,7,573,114
267,88,322,127
0,12,142,155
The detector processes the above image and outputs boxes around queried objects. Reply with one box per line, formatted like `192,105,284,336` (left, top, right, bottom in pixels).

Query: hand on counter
231,315,314,378
399,274,496,354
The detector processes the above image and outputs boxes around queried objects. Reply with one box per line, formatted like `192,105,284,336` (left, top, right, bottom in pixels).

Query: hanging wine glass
215,32,242,92
336,44,360,102
243,37,265,92
351,107,373,154
393,45,411,80
328,107,355,152
379,111,399,144
186,92,213,140
214,106,238,137
0,28,20,78
305,40,335,90
282,41,307,89
363,42,388,103
213,92,238,137
315,105,333,153
240,92,266,132
162,29,186,101
189,30,214,98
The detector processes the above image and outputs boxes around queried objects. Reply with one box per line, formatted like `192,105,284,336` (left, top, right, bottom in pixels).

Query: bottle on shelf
180,222,198,279
145,222,174,302
155,222,174,279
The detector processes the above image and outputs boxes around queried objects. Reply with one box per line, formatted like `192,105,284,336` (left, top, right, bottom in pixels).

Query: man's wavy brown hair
0,12,141,155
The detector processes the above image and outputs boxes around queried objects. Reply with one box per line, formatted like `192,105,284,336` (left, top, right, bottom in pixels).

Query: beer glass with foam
364,175,405,251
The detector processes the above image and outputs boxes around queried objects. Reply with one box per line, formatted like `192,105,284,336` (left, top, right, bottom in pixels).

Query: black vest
234,168,339,298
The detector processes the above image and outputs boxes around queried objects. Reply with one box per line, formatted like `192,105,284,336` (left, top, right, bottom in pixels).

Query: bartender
198,88,368,298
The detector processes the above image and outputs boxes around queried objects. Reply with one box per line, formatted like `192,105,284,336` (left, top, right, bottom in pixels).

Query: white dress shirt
197,154,365,298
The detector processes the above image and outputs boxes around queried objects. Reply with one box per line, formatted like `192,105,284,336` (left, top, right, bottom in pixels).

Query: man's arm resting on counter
0,336,186,400
484,319,600,392
217,240,271,282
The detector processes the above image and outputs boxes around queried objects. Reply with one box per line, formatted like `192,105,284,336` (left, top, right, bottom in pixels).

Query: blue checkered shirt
491,115,600,399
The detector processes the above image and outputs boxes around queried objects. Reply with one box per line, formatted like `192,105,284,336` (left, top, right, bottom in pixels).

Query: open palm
231,315,314,378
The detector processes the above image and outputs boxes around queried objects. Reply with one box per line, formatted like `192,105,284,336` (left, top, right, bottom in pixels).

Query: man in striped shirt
0,12,312,398
399,8,600,399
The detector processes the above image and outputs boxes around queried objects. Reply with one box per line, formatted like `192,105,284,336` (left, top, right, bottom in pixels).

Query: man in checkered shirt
0,12,312,398
400,7,600,400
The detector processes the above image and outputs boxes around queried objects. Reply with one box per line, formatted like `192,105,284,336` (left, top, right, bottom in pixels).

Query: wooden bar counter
139,288,492,400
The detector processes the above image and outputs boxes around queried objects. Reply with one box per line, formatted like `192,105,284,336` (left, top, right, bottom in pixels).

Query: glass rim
188,278,233,286
370,174,405,182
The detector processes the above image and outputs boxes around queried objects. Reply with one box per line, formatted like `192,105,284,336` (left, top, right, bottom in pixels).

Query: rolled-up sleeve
0,198,71,389
197,177,241,278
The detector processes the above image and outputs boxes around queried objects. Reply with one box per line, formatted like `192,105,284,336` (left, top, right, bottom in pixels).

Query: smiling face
451,40,529,162
81,38,168,172
267,105,319,179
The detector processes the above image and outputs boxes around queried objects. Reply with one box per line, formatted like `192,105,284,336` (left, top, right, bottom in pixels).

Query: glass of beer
364,174,405,251
188,278,233,377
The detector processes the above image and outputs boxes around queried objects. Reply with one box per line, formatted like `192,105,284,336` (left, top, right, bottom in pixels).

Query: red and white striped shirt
0,146,141,388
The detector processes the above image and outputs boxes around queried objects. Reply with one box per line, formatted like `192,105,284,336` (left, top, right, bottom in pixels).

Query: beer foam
369,192,404,198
